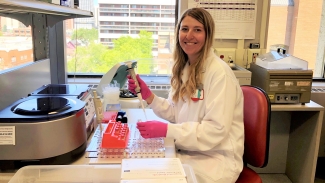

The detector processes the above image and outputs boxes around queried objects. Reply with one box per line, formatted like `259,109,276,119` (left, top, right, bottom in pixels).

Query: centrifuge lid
12,97,72,115
0,96,85,123
29,84,90,97
96,60,137,97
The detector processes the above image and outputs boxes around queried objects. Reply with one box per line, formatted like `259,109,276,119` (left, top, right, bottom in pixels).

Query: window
0,17,33,72
66,0,176,75
267,0,325,77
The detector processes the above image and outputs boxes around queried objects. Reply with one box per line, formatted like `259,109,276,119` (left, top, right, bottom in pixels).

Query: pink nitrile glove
136,120,168,139
127,74,152,100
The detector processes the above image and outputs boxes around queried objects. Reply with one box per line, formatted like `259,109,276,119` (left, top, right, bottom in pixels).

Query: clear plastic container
8,164,198,183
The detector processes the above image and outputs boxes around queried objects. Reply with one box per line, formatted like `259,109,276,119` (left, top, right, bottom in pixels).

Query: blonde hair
171,8,215,102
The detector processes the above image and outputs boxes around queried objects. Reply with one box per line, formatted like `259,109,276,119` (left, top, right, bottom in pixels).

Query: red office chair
236,85,271,183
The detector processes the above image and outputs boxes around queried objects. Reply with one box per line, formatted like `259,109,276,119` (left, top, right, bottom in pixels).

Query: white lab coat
149,48,244,183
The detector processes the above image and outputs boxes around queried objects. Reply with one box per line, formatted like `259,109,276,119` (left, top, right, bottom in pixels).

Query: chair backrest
241,85,271,168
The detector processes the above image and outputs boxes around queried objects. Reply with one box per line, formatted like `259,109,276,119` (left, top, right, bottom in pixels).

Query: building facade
75,0,96,29
97,0,175,58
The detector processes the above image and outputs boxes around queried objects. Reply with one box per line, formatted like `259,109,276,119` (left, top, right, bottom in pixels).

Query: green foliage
2,25,7,32
71,28,98,44
67,30,154,74
0,31,2,36
67,42,108,73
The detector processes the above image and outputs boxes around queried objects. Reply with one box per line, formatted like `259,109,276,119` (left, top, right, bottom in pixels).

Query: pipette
92,90,103,132
127,64,148,121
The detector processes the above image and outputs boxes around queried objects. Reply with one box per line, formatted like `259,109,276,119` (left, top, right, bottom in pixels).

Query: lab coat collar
200,48,215,73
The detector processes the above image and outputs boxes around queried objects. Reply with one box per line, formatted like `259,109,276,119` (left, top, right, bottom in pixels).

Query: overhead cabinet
0,0,93,27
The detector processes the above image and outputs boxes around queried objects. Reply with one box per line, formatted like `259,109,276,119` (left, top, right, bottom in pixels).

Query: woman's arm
149,92,176,123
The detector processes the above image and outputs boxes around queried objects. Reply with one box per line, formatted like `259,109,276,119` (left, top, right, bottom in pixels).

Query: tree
71,28,98,44
67,30,154,74
103,30,153,74
67,42,108,73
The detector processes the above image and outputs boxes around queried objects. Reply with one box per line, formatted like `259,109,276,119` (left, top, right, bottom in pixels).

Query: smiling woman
126,8,245,183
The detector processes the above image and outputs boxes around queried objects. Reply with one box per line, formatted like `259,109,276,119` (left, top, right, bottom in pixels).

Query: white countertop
271,100,324,111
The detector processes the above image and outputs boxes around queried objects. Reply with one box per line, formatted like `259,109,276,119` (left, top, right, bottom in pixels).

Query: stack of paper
120,158,187,183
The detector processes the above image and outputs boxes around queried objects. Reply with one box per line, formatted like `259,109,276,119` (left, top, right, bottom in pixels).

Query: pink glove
127,74,152,100
136,120,168,139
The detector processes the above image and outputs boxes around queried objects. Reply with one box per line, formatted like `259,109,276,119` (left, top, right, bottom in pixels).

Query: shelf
0,0,93,18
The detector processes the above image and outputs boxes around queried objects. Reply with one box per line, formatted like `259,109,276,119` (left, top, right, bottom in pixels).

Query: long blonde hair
171,8,215,102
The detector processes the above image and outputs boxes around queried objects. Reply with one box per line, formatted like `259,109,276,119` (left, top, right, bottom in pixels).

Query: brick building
0,49,33,70
0,36,33,71
12,27,31,37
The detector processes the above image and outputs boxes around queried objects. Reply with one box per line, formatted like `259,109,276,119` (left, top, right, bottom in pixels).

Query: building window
66,1,176,75
267,1,325,77
0,17,33,72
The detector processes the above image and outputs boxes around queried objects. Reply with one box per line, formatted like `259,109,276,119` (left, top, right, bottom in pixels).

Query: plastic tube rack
95,122,165,160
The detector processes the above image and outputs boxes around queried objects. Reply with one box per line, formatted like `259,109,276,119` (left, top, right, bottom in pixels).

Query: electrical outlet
214,48,236,64
252,53,259,63
247,49,261,65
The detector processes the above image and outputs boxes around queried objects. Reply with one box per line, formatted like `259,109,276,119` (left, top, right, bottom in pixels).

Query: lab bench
0,109,176,183
0,105,324,183
250,100,324,183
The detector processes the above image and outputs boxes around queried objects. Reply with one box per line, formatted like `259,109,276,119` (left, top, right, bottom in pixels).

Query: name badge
191,83,204,102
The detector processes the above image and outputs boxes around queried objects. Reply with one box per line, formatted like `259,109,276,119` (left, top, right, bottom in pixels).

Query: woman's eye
195,29,202,32
181,28,188,31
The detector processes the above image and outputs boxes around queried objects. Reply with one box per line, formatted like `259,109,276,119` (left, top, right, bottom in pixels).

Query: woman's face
179,15,206,63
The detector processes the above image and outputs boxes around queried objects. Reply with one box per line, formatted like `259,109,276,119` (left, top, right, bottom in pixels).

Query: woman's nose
186,30,194,39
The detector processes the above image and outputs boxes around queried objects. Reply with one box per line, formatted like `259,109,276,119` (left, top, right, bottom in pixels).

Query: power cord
73,14,78,83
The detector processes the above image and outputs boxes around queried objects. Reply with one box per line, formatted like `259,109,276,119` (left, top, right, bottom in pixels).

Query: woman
128,8,244,183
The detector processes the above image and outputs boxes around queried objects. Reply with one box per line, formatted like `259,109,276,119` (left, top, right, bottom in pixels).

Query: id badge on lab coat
191,89,204,101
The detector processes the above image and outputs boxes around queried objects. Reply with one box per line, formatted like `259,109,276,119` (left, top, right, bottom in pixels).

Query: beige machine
231,65,251,85
250,50,313,104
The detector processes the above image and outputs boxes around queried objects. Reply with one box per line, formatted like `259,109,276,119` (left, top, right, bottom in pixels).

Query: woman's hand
127,74,153,101
136,120,168,138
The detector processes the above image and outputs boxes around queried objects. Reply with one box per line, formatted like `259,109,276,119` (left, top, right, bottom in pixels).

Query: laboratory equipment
8,164,198,183
96,61,146,109
103,111,118,123
227,56,236,69
87,122,166,161
0,95,87,170
101,120,130,149
231,64,252,85
250,50,313,104
93,90,103,132
126,61,148,120
102,81,120,108
214,49,252,85
28,84,96,138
